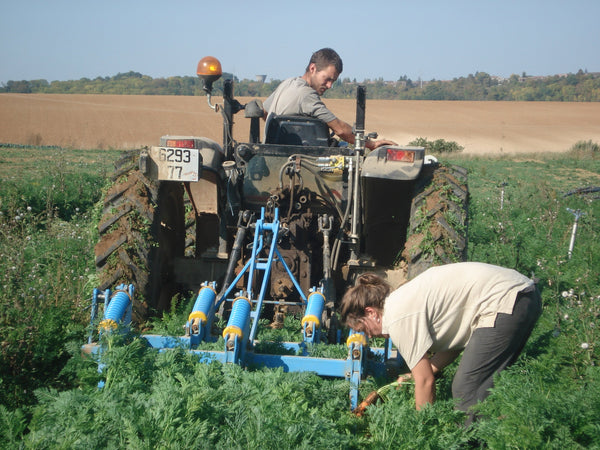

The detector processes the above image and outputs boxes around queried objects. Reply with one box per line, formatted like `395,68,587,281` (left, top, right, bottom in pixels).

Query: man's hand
397,373,413,385
327,118,397,150
366,138,397,150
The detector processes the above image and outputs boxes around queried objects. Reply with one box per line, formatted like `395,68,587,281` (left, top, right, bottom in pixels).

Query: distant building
255,75,267,83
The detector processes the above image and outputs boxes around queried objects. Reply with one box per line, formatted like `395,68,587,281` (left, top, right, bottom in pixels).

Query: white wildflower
581,343,589,350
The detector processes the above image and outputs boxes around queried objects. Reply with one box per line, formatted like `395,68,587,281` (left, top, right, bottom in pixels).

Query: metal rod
355,85,366,134
349,86,366,261
223,79,235,159
566,208,585,259
500,181,508,210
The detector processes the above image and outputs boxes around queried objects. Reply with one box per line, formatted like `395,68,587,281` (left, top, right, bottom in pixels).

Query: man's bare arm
327,118,354,143
411,356,436,410
327,118,396,150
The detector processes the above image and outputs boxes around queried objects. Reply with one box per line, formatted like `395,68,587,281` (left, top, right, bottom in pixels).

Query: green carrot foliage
1,143,600,448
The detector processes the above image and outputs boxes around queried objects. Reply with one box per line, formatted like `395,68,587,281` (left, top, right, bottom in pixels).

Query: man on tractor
262,47,396,150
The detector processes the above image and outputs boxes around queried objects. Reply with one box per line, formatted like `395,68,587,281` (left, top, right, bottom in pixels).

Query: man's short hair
306,48,343,74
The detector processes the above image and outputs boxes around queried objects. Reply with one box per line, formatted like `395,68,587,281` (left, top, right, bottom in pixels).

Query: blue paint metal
85,284,134,388
88,284,134,338
140,334,392,380
222,296,252,365
186,282,217,345
302,290,325,344
84,209,406,410
103,288,132,324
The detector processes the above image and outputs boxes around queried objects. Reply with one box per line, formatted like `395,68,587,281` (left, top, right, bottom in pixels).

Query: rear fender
361,146,425,180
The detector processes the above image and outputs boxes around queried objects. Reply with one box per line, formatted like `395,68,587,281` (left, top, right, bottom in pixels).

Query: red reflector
386,148,415,162
165,139,195,149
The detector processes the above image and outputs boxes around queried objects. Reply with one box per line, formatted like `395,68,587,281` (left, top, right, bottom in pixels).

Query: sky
1,0,598,85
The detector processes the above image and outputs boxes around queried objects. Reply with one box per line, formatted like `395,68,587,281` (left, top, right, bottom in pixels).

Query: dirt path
1,94,599,154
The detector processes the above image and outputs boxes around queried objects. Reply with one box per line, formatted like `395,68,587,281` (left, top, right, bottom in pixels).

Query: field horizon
2,93,600,154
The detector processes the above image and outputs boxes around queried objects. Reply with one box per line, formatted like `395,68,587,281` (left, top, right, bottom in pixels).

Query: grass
1,143,599,448
0,145,121,410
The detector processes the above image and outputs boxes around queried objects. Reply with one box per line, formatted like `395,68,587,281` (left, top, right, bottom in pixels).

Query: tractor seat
264,115,331,146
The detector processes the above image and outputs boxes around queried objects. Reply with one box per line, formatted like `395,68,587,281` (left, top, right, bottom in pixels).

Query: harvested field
1,93,599,154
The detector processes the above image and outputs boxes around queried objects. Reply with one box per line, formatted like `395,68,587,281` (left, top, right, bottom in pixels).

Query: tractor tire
402,163,469,280
94,150,186,324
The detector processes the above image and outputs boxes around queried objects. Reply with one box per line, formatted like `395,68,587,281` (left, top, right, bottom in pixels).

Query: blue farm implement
85,207,406,409
89,56,468,410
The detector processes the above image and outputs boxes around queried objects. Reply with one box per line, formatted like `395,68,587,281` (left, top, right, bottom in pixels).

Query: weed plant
0,146,121,409
409,137,464,154
1,145,600,448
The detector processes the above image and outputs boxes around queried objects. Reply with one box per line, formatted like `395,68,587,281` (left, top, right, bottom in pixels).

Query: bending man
340,262,542,425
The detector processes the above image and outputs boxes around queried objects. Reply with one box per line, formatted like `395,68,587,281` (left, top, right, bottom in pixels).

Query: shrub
568,139,599,158
409,137,464,154
0,147,111,409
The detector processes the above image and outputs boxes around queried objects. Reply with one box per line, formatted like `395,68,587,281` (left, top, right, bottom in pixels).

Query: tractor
87,56,468,409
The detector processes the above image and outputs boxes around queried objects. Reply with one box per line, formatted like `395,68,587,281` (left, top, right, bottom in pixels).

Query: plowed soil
1,93,600,154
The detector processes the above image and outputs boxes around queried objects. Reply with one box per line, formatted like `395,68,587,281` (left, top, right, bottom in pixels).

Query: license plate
152,147,199,181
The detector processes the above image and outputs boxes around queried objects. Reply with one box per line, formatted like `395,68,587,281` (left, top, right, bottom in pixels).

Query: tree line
2,69,599,101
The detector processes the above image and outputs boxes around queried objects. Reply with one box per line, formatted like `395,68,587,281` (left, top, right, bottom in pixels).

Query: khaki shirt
382,262,534,370
263,77,336,123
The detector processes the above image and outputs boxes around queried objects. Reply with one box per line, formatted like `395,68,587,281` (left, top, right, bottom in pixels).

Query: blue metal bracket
218,207,308,345
84,209,408,409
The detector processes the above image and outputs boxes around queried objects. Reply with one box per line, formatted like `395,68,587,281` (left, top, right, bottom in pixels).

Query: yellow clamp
188,310,207,324
222,325,243,340
99,318,118,332
346,333,367,348
301,314,321,329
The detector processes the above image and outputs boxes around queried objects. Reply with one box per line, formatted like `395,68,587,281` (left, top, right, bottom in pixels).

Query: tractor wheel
94,150,186,324
402,163,469,280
